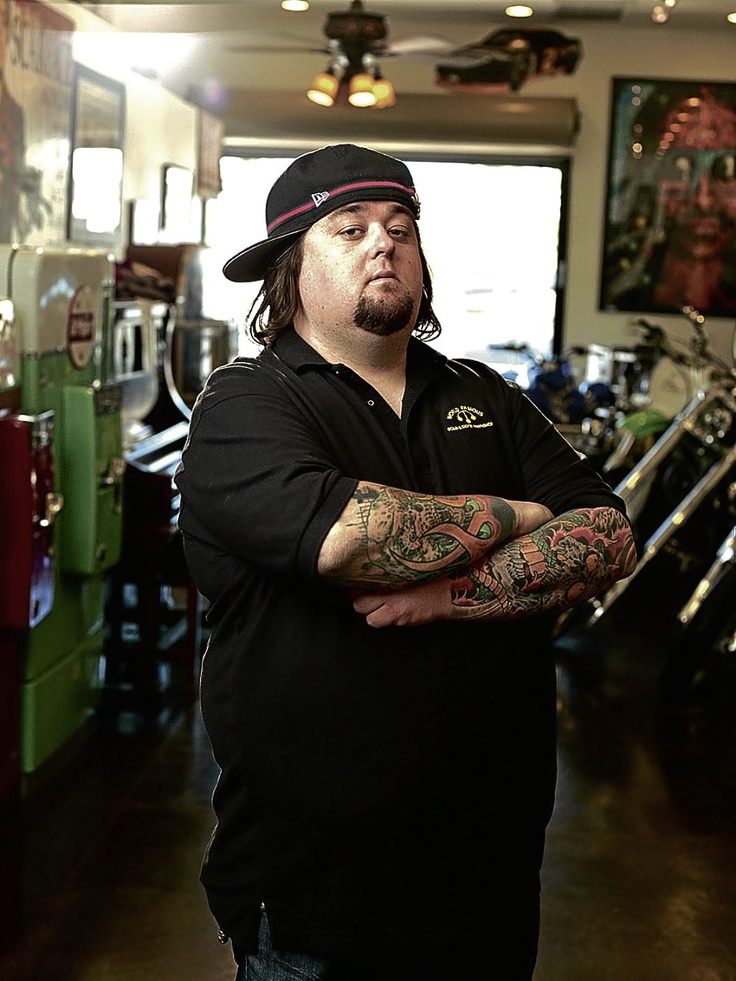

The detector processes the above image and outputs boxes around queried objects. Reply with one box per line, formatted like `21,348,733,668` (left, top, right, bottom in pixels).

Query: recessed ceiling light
505,5,534,18
282,1,309,11
728,11,736,23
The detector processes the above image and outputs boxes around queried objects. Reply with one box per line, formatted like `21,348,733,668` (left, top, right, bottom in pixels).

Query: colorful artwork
601,77,736,318
0,0,74,245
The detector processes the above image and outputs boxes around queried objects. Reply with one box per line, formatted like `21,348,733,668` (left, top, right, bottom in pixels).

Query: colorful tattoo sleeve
337,484,517,585
447,507,637,621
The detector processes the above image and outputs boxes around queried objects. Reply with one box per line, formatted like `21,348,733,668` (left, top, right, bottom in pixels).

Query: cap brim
222,228,303,283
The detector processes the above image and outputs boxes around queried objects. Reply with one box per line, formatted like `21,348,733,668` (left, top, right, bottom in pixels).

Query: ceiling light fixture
651,4,670,23
306,61,394,109
304,0,397,109
281,1,310,11
505,5,534,17
348,71,377,107
306,67,340,106
728,11,736,23
372,69,396,109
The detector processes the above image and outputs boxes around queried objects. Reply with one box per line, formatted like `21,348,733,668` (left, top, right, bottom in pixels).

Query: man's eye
659,154,692,184
713,153,736,183
389,226,411,239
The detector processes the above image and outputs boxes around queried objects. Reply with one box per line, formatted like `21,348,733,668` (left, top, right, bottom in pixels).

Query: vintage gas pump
0,296,22,805
0,408,62,798
0,297,62,802
0,245,125,777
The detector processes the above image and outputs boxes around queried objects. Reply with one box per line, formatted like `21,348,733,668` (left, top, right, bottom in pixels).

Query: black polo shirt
175,330,625,959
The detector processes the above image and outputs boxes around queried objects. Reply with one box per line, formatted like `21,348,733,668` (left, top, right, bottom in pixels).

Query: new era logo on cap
311,191,331,207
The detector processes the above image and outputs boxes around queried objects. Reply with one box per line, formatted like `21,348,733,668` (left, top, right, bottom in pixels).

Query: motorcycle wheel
658,566,736,708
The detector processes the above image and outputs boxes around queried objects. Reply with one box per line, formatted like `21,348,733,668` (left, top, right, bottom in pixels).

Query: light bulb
348,73,377,108
307,70,339,107
373,75,396,109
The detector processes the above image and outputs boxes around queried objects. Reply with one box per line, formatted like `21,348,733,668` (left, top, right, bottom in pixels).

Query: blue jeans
234,909,537,980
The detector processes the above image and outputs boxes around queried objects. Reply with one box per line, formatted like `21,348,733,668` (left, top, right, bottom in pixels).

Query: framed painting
66,64,125,250
599,77,736,318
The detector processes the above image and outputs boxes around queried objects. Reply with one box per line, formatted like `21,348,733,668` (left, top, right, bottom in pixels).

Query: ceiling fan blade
435,49,499,69
226,44,329,55
383,35,456,57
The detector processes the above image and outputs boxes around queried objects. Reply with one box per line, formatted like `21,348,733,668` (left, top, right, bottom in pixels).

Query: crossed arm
317,481,637,628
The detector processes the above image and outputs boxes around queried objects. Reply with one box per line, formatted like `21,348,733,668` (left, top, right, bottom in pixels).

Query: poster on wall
0,0,74,246
600,77,736,319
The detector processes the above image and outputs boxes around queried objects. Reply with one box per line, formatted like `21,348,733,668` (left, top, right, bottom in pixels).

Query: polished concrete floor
1,575,735,981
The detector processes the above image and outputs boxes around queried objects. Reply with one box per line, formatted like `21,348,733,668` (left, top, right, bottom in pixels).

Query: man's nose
367,223,395,253
694,171,717,209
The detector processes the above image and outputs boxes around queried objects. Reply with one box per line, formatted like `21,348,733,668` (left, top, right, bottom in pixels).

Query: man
175,143,636,980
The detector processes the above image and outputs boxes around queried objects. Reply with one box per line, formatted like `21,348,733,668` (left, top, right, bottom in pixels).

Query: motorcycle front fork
677,524,736,628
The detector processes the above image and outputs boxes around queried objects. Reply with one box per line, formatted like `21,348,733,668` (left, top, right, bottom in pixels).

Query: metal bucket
166,317,239,418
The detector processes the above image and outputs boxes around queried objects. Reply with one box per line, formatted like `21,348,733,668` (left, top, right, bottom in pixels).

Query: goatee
354,285,416,336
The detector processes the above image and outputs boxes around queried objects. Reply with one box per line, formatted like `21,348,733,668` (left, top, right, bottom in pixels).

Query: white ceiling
88,0,736,130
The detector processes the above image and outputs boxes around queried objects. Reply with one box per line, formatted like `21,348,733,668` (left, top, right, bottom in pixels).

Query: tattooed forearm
359,486,510,575
345,484,516,583
447,507,637,621
319,481,553,587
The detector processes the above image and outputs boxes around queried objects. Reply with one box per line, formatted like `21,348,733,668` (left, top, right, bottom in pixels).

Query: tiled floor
1,576,735,981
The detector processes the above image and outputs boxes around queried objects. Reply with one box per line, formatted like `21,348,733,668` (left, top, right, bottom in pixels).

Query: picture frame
1,0,75,246
599,77,736,318
66,64,126,250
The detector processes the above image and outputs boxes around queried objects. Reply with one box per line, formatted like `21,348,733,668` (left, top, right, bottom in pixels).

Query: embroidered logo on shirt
312,191,330,207
446,405,494,432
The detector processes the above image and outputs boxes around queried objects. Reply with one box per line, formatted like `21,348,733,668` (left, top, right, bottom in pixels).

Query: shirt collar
269,328,448,380
269,329,329,372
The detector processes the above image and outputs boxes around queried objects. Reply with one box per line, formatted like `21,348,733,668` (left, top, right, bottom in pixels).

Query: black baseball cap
222,143,421,283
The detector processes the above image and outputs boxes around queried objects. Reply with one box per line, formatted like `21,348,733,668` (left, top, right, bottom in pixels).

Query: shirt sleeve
502,378,629,518
174,360,358,581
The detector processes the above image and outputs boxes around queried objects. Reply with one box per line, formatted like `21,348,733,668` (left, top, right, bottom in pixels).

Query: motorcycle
554,308,736,704
658,520,736,706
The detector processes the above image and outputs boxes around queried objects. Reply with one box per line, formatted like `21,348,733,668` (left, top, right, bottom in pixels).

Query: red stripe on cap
267,180,416,234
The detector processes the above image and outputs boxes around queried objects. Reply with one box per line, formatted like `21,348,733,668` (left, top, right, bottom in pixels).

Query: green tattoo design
352,485,515,583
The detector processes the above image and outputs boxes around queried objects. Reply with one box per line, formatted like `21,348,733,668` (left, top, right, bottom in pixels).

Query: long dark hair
246,225,442,346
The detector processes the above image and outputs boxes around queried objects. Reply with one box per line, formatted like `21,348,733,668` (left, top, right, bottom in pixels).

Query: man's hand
352,577,453,629
513,500,554,536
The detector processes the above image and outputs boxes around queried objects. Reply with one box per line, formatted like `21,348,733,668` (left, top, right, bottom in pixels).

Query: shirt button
367,399,375,406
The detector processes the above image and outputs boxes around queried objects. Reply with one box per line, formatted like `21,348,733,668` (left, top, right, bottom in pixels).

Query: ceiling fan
317,0,453,58
228,0,453,60
226,0,454,107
